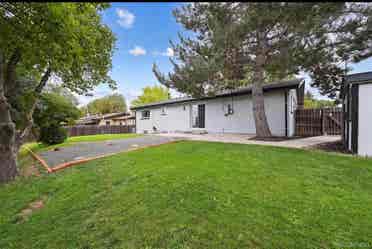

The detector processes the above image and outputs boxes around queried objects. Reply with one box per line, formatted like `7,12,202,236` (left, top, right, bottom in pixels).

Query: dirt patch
308,140,350,154
17,198,45,223
248,136,302,142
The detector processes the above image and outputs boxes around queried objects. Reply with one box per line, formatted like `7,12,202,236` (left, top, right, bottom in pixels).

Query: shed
343,71,372,157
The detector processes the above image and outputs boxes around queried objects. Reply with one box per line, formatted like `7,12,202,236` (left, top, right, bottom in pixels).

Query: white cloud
163,47,174,57
153,47,174,57
129,46,146,56
116,8,135,29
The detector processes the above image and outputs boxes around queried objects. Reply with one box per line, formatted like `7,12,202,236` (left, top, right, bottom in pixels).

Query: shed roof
131,78,303,110
345,71,372,84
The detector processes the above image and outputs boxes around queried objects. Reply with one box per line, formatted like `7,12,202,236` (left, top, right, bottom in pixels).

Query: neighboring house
343,71,372,157
131,79,305,137
76,114,101,125
76,112,135,126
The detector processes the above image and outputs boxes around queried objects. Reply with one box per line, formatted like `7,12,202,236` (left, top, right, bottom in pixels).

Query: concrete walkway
154,132,341,149
38,135,181,168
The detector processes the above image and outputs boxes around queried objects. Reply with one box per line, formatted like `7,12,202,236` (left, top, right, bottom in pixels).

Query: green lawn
21,133,140,154
2,141,372,249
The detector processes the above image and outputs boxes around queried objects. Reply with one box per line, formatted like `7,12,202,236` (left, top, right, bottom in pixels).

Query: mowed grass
2,141,372,249
20,133,140,154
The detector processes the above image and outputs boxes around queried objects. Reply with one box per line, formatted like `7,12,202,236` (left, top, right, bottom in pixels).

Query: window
106,121,110,125
161,107,167,115
141,110,150,119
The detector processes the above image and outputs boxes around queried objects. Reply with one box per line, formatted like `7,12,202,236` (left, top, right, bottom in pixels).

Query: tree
304,90,336,109
153,3,372,138
34,92,81,128
34,92,80,145
131,85,170,107
44,84,79,106
83,93,127,115
0,3,116,182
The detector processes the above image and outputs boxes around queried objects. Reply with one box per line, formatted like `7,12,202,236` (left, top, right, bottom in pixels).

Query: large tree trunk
0,52,18,183
251,47,272,138
0,121,18,183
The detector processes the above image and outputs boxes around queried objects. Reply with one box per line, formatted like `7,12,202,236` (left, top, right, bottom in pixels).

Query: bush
39,125,67,145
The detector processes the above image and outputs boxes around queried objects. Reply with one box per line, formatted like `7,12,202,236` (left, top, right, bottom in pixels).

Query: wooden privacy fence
295,107,343,137
64,125,136,137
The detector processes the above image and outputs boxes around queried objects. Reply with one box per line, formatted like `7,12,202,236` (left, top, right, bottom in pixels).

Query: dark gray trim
351,84,359,154
344,97,347,148
131,79,304,110
345,71,372,84
284,90,288,137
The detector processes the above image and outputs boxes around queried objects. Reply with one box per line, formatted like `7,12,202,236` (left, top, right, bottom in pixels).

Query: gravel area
38,135,181,167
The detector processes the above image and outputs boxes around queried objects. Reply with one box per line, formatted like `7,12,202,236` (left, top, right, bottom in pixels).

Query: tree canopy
34,92,81,128
0,2,116,182
153,3,372,137
304,90,336,109
131,85,170,107
83,93,127,115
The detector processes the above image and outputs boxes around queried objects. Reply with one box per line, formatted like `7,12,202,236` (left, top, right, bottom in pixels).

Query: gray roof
76,112,132,124
131,78,304,110
101,112,131,119
345,71,372,84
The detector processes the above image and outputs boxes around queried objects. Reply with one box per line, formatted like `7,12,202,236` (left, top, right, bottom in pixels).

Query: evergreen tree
154,3,372,137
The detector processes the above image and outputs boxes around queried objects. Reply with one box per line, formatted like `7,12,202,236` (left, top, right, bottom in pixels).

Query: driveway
38,135,181,168
154,132,341,149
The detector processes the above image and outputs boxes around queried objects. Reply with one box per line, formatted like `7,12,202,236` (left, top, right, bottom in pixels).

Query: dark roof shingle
345,71,372,84
131,78,303,110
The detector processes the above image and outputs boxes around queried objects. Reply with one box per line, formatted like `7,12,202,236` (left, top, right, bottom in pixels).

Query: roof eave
131,79,303,110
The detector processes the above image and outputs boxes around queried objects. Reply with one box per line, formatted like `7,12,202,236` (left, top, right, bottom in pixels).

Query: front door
192,104,205,128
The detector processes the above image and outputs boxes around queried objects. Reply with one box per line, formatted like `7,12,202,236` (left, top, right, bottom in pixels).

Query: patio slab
154,132,341,149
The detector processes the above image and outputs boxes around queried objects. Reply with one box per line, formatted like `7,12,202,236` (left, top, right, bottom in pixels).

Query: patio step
191,130,208,135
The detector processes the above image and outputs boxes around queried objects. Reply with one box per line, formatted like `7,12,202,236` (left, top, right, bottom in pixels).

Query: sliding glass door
192,104,205,128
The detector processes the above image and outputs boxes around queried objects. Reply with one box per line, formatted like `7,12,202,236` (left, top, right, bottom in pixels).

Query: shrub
39,125,67,145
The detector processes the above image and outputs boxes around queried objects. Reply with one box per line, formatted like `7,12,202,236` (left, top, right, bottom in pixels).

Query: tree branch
17,66,52,145
4,49,21,96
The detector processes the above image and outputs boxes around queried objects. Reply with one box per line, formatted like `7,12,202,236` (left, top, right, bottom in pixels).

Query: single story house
343,71,372,157
76,112,135,126
131,79,305,137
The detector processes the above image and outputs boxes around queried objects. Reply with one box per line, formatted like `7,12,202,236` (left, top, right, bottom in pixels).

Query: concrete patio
154,132,341,149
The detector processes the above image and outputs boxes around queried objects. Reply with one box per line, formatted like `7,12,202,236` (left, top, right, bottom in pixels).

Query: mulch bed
248,136,303,142
308,140,351,154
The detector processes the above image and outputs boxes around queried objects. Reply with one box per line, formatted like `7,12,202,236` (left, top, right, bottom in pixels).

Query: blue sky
77,2,372,106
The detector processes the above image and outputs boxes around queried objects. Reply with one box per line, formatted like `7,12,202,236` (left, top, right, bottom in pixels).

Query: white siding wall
358,84,372,157
135,90,289,136
136,104,191,133
203,91,286,135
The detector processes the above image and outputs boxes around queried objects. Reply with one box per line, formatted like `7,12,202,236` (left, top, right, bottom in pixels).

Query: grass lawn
2,141,372,249
20,133,141,154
